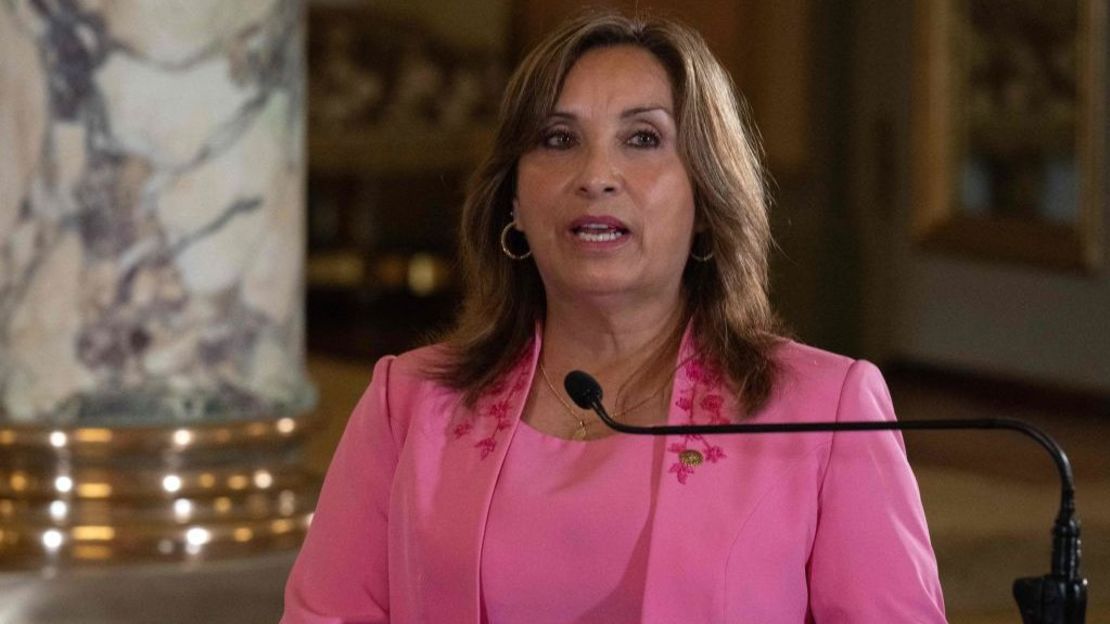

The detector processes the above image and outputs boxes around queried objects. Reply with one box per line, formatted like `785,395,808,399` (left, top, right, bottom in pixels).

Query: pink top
282,325,947,623
481,423,655,621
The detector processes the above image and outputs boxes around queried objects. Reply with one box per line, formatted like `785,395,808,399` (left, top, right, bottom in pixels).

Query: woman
284,12,946,623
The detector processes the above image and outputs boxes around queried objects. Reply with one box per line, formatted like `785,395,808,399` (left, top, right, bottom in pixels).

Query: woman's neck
540,293,686,397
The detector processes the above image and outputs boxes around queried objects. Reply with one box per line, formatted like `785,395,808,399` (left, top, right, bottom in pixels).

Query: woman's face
514,45,696,307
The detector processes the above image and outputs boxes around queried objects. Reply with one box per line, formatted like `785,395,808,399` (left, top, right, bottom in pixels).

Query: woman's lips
568,216,630,243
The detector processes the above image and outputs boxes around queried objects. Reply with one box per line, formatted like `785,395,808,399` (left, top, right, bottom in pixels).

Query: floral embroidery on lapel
452,352,532,459
667,355,730,484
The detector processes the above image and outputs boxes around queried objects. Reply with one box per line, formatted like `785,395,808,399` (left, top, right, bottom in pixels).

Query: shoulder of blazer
760,340,860,424
367,344,466,441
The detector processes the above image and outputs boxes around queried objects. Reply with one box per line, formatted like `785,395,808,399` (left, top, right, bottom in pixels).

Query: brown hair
435,10,785,413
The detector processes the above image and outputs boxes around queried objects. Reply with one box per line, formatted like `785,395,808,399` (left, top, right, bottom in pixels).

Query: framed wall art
911,0,1107,271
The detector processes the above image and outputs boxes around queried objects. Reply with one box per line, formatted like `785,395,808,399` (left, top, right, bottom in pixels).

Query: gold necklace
538,362,671,440
539,363,590,439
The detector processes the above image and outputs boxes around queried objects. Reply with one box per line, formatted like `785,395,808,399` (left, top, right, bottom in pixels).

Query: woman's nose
575,145,620,197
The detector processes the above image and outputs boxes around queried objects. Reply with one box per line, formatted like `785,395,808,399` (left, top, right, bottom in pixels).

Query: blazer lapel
640,325,741,622
409,335,540,623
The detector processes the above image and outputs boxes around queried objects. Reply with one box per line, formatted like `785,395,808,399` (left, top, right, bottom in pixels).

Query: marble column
0,0,312,425
0,0,316,566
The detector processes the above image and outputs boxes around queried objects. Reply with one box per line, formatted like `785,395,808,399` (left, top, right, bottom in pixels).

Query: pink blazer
283,328,946,623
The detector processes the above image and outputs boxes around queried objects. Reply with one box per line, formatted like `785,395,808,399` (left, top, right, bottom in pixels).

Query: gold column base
0,414,321,568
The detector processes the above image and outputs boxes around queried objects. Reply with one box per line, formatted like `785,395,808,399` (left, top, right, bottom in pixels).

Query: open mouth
570,220,630,243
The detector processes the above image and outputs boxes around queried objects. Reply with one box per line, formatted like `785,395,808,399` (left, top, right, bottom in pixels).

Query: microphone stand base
1014,575,1089,624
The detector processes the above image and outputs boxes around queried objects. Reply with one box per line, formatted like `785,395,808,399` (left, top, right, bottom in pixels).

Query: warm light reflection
185,526,211,546
73,544,112,560
73,428,113,443
214,497,232,514
42,529,64,550
278,490,296,516
0,500,13,515
162,474,182,493
172,429,193,447
49,431,67,448
10,472,28,492
227,475,249,490
276,418,295,434
270,519,292,534
73,525,115,541
76,482,112,498
184,526,209,556
408,253,438,295
233,527,254,542
49,500,68,521
253,470,273,489
199,473,216,488
54,476,73,493
173,498,193,521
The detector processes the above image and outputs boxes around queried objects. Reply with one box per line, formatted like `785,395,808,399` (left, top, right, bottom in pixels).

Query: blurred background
0,0,1107,622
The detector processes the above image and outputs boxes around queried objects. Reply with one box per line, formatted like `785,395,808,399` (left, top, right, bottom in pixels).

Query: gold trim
0,415,322,568
1080,0,1107,268
911,0,1106,272
0,413,313,457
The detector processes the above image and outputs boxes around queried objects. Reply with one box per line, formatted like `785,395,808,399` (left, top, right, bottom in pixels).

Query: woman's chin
549,273,678,306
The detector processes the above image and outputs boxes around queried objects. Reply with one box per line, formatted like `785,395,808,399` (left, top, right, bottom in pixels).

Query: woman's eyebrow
546,111,577,122
621,105,673,119
544,106,674,122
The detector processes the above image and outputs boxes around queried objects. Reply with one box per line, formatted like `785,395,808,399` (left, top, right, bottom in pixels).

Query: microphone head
564,370,603,409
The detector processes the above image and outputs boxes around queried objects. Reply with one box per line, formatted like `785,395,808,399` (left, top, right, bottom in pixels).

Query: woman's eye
627,129,661,148
540,129,575,149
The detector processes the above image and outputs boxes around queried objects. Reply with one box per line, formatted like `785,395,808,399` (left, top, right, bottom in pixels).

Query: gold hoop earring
690,235,714,262
500,222,532,260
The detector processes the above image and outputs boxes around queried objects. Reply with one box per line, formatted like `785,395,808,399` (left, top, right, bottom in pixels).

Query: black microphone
564,370,1089,624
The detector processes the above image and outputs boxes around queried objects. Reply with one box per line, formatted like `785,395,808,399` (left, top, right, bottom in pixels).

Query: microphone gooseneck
564,369,1088,624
